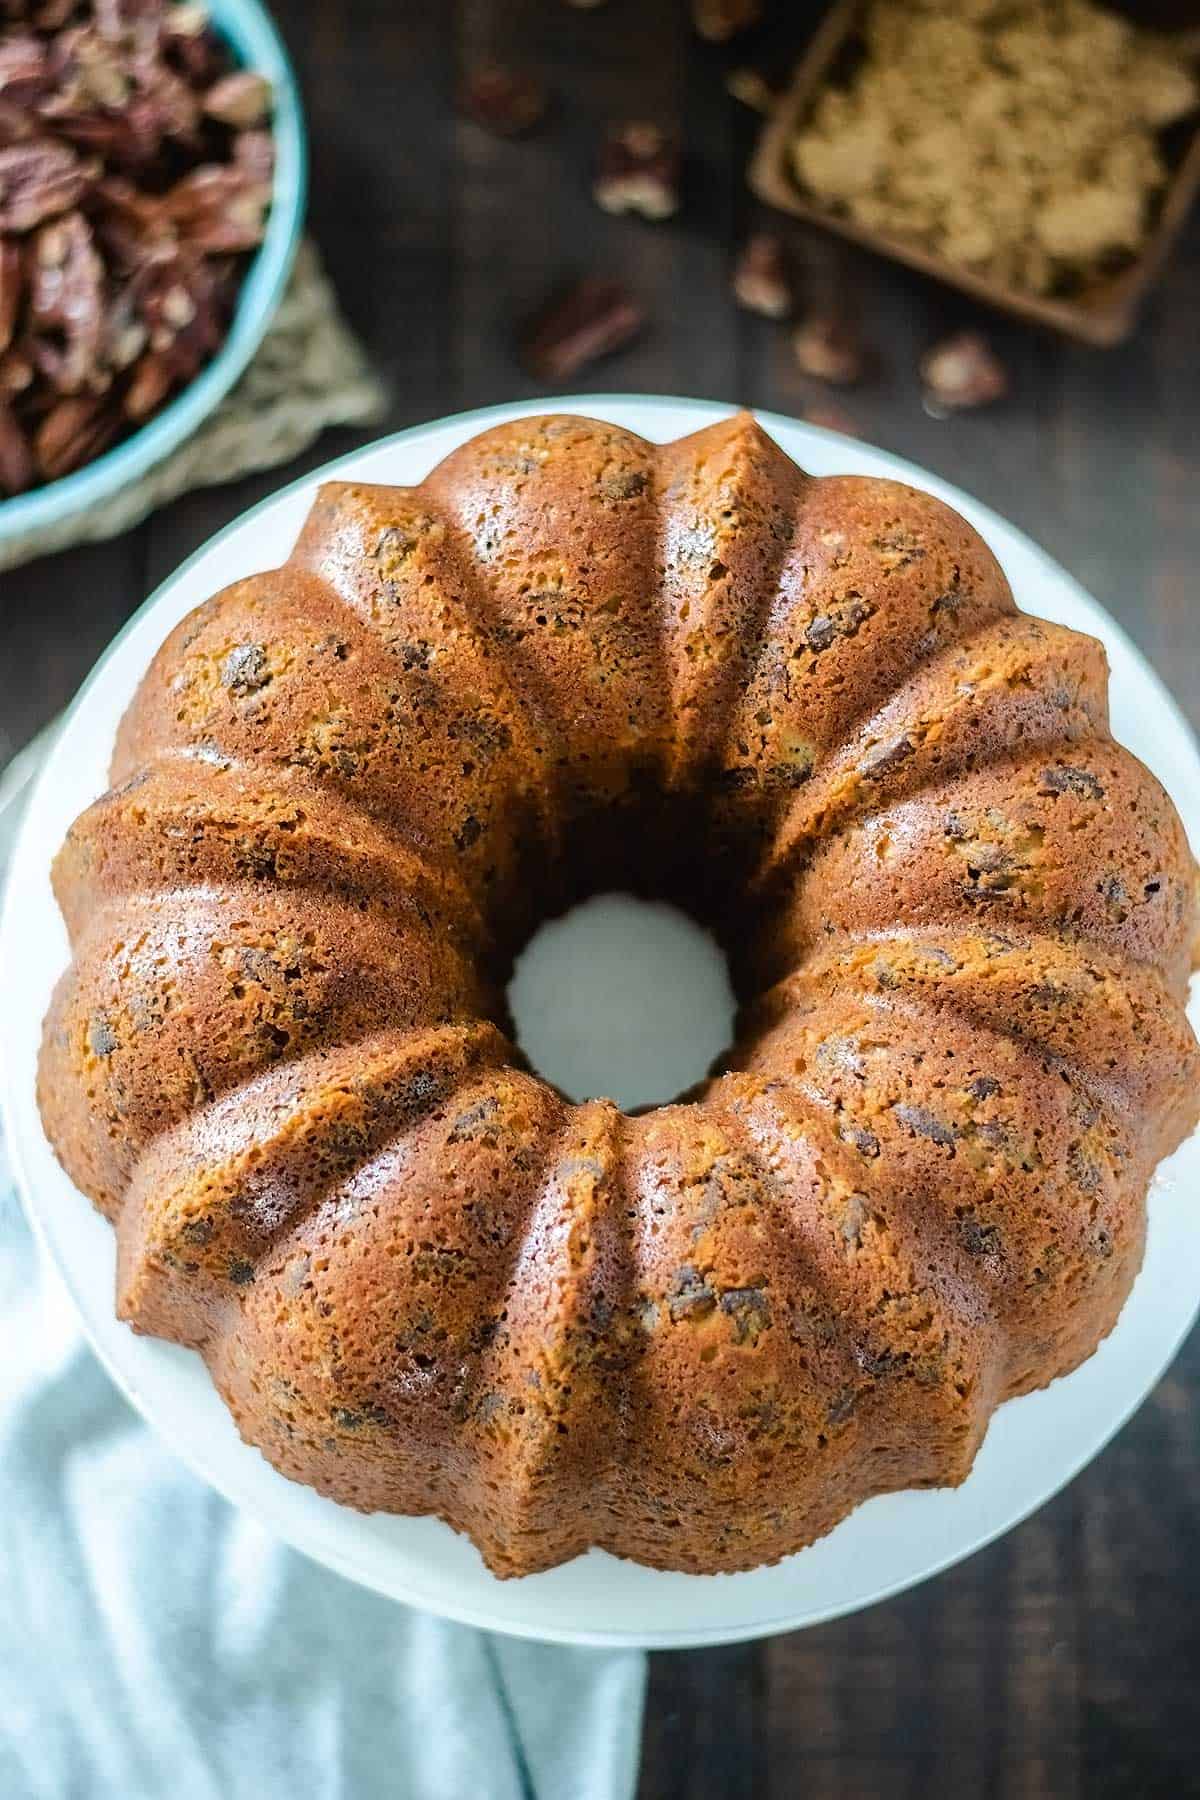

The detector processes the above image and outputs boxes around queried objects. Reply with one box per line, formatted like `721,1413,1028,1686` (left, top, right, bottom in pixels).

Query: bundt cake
39,411,1200,1577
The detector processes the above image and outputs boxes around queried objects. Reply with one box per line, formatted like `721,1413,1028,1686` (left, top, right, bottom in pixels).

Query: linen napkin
0,733,647,1800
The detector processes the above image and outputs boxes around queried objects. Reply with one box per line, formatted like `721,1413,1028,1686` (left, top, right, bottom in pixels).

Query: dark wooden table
3,5,1198,1796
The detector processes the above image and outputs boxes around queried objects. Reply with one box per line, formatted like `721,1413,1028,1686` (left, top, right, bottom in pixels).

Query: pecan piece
132,248,221,360
131,61,204,147
594,121,681,220
203,70,272,130
34,391,118,479
0,344,34,398
459,64,548,137
28,211,105,392
793,311,869,384
0,398,34,496
100,286,148,372
0,239,22,353
521,276,646,381
89,173,173,271
0,138,90,231
233,127,274,184
65,25,133,110
725,67,778,113
162,4,226,84
122,347,174,420
733,232,790,318
920,332,1008,415
34,0,86,31
163,164,270,253
0,34,53,110
0,101,34,149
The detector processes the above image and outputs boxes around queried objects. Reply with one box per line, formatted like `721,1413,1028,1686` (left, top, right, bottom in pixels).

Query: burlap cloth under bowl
0,240,386,574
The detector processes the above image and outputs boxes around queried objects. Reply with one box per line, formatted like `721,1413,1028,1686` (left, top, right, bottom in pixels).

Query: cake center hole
507,893,737,1112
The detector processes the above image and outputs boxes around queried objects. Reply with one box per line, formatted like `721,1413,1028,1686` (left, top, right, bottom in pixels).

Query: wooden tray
748,0,1200,347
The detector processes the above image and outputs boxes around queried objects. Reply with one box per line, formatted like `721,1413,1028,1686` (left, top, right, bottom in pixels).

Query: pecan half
89,172,171,270
920,332,1008,415
0,343,34,397
733,232,790,318
793,311,870,384
0,138,90,231
232,127,274,184
0,238,21,350
459,64,548,138
521,276,646,381
203,70,271,130
0,396,33,494
28,210,104,391
34,390,118,479
594,121,681,220
122,344,172,419
163,164,270,253
162,4,225,84
0,100,34,148
0,34,53,109
32,2,79,26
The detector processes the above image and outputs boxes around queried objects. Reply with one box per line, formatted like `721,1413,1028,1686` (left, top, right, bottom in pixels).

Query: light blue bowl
0,0,307,547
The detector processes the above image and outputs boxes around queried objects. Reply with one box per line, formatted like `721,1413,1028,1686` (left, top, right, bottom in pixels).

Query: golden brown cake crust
39,412,1200,1577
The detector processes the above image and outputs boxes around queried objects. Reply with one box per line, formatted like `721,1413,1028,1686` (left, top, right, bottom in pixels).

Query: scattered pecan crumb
521,276,646,381
725,67,777,114
920,332,1008,415
692,0,762,42
459,64,549,138
593,121,681,221
792,310,868,384
733,232,790,318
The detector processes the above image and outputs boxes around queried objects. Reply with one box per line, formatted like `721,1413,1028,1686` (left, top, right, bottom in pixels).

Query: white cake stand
3,397,1198,1649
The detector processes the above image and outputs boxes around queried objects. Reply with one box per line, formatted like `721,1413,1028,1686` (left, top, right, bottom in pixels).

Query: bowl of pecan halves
0,0,305,538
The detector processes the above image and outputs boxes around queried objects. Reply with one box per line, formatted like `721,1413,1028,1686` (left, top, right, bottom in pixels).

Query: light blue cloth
0,738,646,1800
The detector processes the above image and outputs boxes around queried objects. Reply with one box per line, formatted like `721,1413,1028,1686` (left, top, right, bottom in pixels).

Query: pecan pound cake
39,412,1200,1576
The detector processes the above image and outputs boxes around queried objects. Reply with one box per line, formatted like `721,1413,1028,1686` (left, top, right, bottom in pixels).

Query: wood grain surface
2,6,1197,1796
